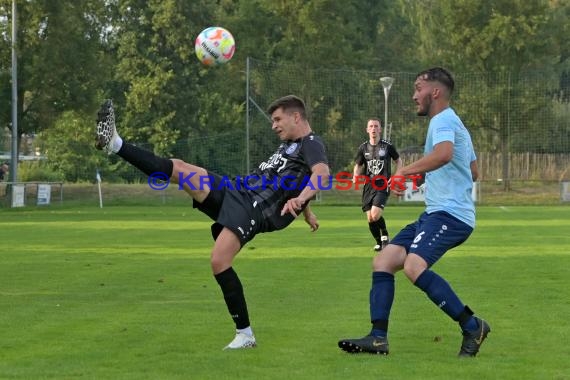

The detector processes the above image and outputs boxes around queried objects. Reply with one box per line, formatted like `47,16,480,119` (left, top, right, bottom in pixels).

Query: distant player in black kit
95,95,330,350
353,118,402,251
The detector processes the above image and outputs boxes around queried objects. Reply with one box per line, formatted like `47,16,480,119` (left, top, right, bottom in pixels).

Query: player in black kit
353,118,401,252
95,95,330,350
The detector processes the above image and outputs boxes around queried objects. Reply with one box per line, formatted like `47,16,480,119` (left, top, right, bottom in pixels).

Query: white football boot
95,99,121,155
223,332,257,350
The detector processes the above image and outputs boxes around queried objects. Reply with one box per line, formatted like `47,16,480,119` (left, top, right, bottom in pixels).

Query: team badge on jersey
379,148,386,157
286,143,298,155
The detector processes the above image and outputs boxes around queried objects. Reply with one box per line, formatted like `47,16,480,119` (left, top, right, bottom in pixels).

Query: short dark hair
267,95,307,119
416,67,455,94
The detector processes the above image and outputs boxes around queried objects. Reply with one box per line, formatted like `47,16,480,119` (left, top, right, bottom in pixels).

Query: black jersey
354,139,399,191
245,133,327,231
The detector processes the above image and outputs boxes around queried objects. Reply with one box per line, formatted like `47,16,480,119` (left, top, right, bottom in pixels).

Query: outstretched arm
353,163,364,183
470,160,479,182
397,141,453,177
391,141,453,196
303,204,319,232
281,162,330,217
394,157,403,173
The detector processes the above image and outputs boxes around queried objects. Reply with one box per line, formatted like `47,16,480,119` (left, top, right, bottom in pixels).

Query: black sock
117,142,173,177
214,267,250,329
378,216,388,237
368,220,382,244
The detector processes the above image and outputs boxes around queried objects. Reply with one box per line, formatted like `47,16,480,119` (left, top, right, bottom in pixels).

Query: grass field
1,204,570,379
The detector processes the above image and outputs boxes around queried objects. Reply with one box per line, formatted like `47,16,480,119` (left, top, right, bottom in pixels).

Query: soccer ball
194,26,236,66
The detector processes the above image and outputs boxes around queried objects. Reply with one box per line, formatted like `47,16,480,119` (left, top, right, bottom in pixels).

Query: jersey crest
367,159,385,176
286,143,298,154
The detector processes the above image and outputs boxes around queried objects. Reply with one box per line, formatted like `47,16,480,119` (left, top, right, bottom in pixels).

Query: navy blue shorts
390,211,473,267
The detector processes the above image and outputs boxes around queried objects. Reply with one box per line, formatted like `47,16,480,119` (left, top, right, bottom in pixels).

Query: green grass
1,205,570,379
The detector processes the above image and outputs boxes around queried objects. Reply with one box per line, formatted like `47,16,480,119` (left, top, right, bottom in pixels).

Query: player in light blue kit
338,67,490,357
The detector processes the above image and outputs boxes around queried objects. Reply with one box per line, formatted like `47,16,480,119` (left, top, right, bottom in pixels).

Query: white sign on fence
404,181,426,202
37,184,51,205
11,185,25,207
561,181,570,202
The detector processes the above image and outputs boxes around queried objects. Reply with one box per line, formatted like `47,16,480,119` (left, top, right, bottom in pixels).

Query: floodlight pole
245,57,250,173
10,0,18,182
380,77,394,141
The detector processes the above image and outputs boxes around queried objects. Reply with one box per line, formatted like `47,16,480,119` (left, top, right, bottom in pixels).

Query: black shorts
192,172,266,247
362,188,389,212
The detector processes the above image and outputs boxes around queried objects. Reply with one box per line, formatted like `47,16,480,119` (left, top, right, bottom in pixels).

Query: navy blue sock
369,271,394,337
414,269,477,331
462,316,478,332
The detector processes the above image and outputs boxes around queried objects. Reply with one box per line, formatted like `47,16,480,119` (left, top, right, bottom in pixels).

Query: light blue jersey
424,108,476,227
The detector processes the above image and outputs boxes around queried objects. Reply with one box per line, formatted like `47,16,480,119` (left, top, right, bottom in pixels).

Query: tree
399,0,568,188
40,110,112,182
112,0,247,160
0,0,114,155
